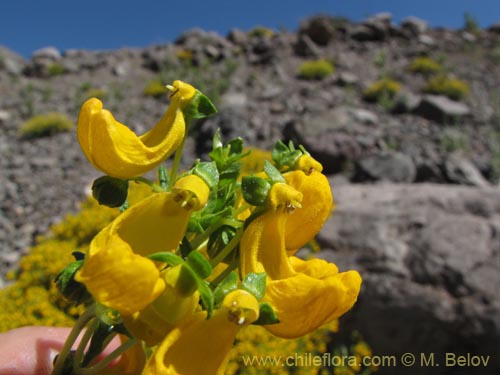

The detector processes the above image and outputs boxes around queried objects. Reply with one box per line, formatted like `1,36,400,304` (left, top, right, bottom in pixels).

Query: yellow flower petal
284,169,334,252
76,176,209,315
263,257,361,338
78,80,195,179
142,290,259,375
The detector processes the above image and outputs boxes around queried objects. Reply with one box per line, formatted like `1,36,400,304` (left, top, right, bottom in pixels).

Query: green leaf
193,161,219,189
263,160,285,183
242,272,267,301
148,252,184,266
213,272,239,307
253,302,280,325
212,129,223,150
187,251,212,279
179,236,192,258
92,176,129,208
241,176,271,206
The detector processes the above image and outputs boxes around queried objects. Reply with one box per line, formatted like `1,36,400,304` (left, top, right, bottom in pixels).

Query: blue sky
1,0,499,58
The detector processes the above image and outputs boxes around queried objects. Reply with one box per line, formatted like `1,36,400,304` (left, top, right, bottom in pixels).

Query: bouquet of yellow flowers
52,80,362,375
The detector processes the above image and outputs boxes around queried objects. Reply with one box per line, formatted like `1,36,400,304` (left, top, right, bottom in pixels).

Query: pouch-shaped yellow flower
240,183,361,338
283,168,333,252
76,175,209,316
142,290,259,375
77,80,195,179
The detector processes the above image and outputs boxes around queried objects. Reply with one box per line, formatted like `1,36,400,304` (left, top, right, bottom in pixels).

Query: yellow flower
240,181,361,339
77,80,195,179
76,175,209,316
123,264,201,346
142,289,259,375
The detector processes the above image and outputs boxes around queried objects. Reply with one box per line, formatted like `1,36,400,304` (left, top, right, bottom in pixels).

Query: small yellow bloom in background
240,176,361,339
77,80,195,179
76,175,209,316
142,289,259,375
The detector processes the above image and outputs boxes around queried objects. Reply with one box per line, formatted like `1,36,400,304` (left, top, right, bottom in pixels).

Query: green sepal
272,140,303,171
253,302,280,325
242,272,267,301
241,176,271,206
158,165,169,191
179,236,192,258
92,176,129,208
213,272,239,307
55,254,90,304
175,264,199,296
187,251,212,279
81,319,115,366
263,160,285,183
148,252,184,266
197,279,214,318
183,90,217,120
192,161,219,189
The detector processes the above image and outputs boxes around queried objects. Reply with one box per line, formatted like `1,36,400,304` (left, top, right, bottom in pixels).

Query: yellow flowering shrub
297,59,335,80
143,79,169,98
363,78,401,102
408,56,442,75
18,112,73,139
423,75,470,100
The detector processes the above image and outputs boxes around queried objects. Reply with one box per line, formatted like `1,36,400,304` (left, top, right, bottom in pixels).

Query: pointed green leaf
253,302,280,325
187,251,212,279
148,252,184,266
213,272,239,306
264,160,285,183
193,161,219,189
242,272,267,301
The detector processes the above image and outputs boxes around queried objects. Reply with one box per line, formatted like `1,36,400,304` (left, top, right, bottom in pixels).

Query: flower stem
73,318,98,372
210,257,239,287
51,305,96,375
209,228,243,268
80,338,137,375
169,121,191,189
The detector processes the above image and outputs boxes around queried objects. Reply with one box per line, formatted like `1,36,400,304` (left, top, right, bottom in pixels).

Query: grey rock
0,46,25,75
0,110,11,124
336,72,359,86
413,95,471,122
348,108,378,125
112,61,130,76
350,24,386,41
444,152,490,187
318,183,500,374
294,34,321,57
488,22,500,33
354,152,416,182
401,16,428,35
297,15,336,46
32,46,61,61
391,92,422,114
227,28,248,46
418,34,436,46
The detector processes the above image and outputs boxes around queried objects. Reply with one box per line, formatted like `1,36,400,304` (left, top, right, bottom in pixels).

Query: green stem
132,177,163,192
210,257,239,287
73,318,98,372
80,338,138,375
169,120,191,189
51,305,96,375
190,217,242,251
209,228,243,268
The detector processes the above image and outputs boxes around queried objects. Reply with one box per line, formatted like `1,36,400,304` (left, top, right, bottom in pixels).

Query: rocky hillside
2,12,500,281
2,13,500,373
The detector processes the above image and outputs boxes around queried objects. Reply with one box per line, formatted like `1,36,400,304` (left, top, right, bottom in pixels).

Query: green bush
248,26,275,38
408,56,442,75
47,63,65,77
423,75,470,100
18,112,73,139
297,59,335,80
